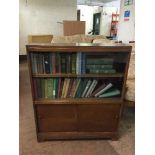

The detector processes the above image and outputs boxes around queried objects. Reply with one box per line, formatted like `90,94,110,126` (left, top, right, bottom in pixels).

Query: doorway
93,13,101,35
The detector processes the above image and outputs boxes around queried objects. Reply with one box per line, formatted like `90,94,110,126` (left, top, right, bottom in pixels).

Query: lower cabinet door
36,105,77,132
77,104,121,132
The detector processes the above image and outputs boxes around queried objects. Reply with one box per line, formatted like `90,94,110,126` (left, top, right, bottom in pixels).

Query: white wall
117,0,135,42
19,0,77,55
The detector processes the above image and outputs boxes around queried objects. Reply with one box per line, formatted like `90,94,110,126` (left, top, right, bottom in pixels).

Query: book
52,53,56,74
77,79,87,98
44,79,48,98
86,58,114,65
55,54,61,73
81,80,92,97
59,79,64,98
86,64,113,70
41,79,45,98
64,78,70,98
76,52,82,74
72,79,81,98
61,54,67,73
47,78,53,99
44,54,50,74
61,78,67,98
86,79,98,97
68,79,76,97
99,89,120,98
67,78,74,97
52,78,56,99
95,83,113,97
81,53,86,74
88,69,116,74
91,83,106,97
71,54,76,73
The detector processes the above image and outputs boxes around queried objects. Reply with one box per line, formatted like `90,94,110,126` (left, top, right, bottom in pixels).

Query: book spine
88,80,98,97
74,79,81,98
41,79,45,98
99,89,120,98
81,80,91,97
71,79,80,98
86,80,98,97
44,54,50,74
53,78,56,99
64,79,70,98
52,53,56,74
71,54,76,74
44,79,48,99
47,78,53,99
95,83,113,97
61,79,67,98
69,79,76,97
81,53,86,74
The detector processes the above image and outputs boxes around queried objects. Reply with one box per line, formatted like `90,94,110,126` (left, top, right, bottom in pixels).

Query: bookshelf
26,43,132,141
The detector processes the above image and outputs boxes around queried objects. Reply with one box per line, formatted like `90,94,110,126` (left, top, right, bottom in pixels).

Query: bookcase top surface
26,43,132,52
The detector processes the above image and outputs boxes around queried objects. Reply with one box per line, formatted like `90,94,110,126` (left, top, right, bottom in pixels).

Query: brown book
61,79,67,98
68,79,76,97
91,83,106,97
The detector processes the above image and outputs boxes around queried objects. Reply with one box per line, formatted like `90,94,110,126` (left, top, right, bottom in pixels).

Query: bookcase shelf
34,98,122,105
27,43,131,141
32,73,124,78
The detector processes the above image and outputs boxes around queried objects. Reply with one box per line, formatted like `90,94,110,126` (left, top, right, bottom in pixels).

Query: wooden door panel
36,105,77,132
77,104,120,132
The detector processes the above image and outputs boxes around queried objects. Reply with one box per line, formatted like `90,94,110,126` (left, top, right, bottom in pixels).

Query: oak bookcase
26,43,132,141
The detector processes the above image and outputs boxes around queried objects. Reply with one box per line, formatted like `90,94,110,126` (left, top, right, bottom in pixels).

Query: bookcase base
37,131,118,142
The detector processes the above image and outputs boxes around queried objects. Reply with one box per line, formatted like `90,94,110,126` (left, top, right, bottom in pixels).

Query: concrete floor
19,61,135,155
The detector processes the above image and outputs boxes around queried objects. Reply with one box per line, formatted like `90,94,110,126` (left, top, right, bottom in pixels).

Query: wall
117,0,135,42
19,0,77,55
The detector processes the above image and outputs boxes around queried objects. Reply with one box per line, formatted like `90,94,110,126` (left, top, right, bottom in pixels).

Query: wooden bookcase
26,43,132,141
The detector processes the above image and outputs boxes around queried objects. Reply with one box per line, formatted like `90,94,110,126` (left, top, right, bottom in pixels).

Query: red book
68,79,76,97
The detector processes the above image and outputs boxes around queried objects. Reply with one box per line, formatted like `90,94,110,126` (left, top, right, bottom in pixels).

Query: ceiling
77,0,119,6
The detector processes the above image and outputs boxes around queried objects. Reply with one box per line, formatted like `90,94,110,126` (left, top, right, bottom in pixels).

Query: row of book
86,57,116,74
31,53,116,75
31,53,85,74
33,78,121,99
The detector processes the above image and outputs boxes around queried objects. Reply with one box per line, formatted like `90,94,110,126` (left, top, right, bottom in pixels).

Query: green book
99,89,120,98
86,58,113,65
52,78,56,99
86,64,113,70
89,69,116,74
76,80,87,98
47,78,53,99
71,54,76,73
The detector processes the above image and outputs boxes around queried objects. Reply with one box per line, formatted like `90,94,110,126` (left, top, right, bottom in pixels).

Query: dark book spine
61,55,67,73
71,54,76,74
52,53,56,74
44,54,50,74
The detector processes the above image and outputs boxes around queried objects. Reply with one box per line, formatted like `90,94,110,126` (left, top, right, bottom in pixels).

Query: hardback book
77,79,88,98
61,54,67,73
72,79,81,98
52,53,56,74
81,53,86,74
71,54,76,74
57,78,61,98
66,55,71,73
95,83,113,97
68,79,76,97
41,79,45,98
67,78,74,97
81,80,92,97
55,54,61,73
86,58,114,65
86,64,113,70
36,79,42,98
52,78,56,99
38,54,44,74
76,53,82,74
59,79,64,98
61,78,67,98
44,54,50,74
55,78,58,98
33,79,38,98
88,69,116,74
91,83,106,97
47,78,53,99
99,89,120,98
44,79,48,99
31,53,37,74
86,80,98,97
64,79,70,98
